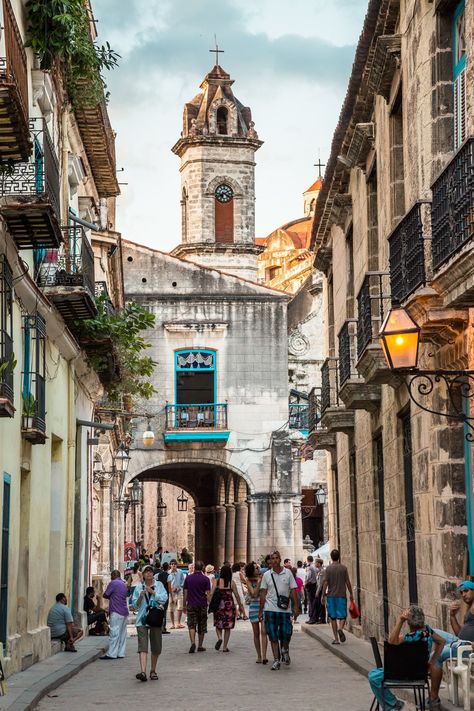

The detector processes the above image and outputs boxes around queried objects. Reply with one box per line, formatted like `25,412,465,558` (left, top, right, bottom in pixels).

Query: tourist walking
100,570,129,660
259,551,299,670
244,561,268,664
304,555,318,623
168,559,186,629
154,562,171,633
214,564,244,652
205,564,217,593
131,565,168,681
314,557,326,623
320,549,353,644
232,562,248,620
183,560,211,653
128,563,142,599
291,567,304,621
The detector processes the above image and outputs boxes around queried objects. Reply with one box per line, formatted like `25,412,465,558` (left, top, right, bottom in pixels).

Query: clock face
215,184,233,203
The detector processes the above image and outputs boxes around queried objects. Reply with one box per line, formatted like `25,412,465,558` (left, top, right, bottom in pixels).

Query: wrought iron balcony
0,255,14,417
307,386,336,453
289,403,309,432
21,315,46,445
73,94,120,198
338,319,381,411
0,118,62,248
165,403,228,430
320,357,354,433
388,201,430,303
35,226,97,323
0,0,30,161
431,138,474,271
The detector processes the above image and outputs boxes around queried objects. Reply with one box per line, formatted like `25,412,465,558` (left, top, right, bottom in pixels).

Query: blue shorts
326,596,347,620
264,611,293,643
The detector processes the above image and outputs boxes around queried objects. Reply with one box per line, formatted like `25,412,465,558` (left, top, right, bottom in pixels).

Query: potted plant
0,354,17,417
22,392,37,430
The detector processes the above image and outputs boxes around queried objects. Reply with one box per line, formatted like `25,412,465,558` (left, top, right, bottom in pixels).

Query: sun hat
458,580,474,591
205,564,215,573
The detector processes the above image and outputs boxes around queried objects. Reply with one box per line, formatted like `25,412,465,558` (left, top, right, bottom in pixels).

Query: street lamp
157,497,167,518
315,485,327,506
379,305,474,439
379,305,420,370
113,442,131,475
177,489,188,512
142,418,155,447
130,479,142,506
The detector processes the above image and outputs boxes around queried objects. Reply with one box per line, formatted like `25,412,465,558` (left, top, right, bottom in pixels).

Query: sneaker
281,649,291,666
271,660,280,671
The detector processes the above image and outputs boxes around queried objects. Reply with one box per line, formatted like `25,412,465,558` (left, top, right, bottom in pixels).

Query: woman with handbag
214,565,245,652
131,565,168,681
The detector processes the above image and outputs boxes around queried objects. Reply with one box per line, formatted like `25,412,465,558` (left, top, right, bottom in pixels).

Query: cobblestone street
34,623,373,711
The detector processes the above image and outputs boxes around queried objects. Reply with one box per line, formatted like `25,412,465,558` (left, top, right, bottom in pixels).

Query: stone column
224,504,236,563
213,505,226,567
234,502,248,562
195,507,214,563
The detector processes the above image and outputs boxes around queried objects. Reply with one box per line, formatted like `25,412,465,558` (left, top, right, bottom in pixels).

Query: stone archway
126,460,251,567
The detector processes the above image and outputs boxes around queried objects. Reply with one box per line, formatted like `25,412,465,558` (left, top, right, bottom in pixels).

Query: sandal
136,672,147,682
149,671,158,680
262,659,268,665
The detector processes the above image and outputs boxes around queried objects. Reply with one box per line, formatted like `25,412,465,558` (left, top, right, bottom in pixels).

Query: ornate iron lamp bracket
293,504,319,522
404,370,474,441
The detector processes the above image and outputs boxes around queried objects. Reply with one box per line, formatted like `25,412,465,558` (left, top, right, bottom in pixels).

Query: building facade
0,0,125,676
311,0,474,642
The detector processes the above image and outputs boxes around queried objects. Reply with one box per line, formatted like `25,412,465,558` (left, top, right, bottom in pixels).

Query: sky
93,0,368,251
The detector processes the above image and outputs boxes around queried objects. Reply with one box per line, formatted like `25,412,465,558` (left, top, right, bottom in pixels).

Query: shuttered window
453,2,466,149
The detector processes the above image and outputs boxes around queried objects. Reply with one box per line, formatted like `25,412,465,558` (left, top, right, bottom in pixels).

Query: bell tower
171,63,263,281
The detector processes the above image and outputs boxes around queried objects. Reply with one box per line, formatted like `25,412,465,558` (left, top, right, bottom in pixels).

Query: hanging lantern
113,442,131,474
177,489,189,512
315,485,327,506
131,479,142,506
142,418,155,447
379,306,420,370
157,497,167,518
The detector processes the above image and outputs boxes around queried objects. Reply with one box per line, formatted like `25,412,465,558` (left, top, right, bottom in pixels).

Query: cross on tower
209,36,224,65
314,158,326,177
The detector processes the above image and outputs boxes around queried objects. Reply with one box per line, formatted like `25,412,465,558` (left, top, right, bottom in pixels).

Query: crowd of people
45,549,474,707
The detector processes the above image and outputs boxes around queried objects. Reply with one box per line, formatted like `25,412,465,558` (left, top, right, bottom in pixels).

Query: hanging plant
79,295,157,404
25,0,120,106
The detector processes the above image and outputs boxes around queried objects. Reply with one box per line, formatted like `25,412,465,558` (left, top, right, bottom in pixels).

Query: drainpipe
64,360,76,600
61,108,69,257
464,400,474,575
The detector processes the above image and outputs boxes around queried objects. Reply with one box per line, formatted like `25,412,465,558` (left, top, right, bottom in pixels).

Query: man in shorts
259,550,299,670
168,559,185,628
183,560,211,653
321,548,353,644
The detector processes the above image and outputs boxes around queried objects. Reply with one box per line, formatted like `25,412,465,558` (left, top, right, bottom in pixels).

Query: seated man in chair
368,605,444,710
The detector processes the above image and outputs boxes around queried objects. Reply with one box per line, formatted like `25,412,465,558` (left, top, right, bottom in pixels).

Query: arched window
216,107,228,135
215,183,234,243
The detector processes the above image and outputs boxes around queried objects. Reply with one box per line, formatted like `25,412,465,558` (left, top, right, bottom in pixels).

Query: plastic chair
447,643,474,710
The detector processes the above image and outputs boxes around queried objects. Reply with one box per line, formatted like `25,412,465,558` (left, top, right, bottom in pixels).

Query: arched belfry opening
216,106,228,135
128,462,250,566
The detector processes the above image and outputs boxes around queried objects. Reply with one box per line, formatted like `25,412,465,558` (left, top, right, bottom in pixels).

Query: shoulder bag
208,583,221,614
271,573,290,610
144,586,165,627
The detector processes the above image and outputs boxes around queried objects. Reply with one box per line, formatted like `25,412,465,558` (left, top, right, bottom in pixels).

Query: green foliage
80,295,157,404
25,0,120,106
22,392,36,417
0,354,17,380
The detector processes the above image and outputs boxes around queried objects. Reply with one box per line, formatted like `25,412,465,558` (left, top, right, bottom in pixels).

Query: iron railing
21,314,46,437
356,272,391,358
289,403,309,430
308,387,321,431
0,255,13,404
165,403,228,430
321,357,339,416
338,320,359,387
35,226,95,296
0,0,28,129
1,118,60,216
388,202,426,303
431,137,474,270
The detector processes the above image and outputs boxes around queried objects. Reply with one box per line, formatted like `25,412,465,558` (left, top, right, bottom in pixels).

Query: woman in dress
244,561,268,664
231,562,248,620
214,564,244,652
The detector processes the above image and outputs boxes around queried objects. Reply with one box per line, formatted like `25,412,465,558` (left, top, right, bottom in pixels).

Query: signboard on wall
124,542,137,573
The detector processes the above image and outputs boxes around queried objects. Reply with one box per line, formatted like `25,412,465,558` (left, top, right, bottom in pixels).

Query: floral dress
214,587,236,630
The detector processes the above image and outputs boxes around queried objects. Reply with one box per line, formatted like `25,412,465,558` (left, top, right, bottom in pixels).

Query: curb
1,644,107,711
301,624,458,711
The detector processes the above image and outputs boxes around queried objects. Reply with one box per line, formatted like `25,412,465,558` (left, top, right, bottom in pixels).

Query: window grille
0,255,14,414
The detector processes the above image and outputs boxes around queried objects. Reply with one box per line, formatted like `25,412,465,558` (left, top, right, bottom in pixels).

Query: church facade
123,65,307,563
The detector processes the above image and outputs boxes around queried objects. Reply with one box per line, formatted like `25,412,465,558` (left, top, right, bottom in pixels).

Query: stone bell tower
171,63,263,281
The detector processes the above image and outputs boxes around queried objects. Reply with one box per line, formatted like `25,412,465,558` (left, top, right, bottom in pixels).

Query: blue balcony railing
289,403,309,431
165,403,228,430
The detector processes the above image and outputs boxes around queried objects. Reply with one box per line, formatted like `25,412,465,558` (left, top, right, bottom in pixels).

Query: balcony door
174,350,216,429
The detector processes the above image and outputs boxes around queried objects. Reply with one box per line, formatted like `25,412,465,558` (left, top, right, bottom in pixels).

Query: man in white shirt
259,550,299,670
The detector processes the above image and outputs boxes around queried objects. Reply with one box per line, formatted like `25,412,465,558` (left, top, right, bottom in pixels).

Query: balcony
35,226,96,324
164,403,229,443
355,272,400,387
430,137,474,307
0,0,30,161
73,95,120,198
289,403,309,435
388,201,430,304
338,320,381,412
319,357,354,434
307,386,336,454
0,118,62,248
21,315,46,445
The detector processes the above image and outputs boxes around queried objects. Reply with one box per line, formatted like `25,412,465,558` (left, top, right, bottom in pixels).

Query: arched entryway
127,461,250,566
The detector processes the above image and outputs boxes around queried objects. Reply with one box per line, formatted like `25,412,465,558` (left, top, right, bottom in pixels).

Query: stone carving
177,351,214,368
189,118,200,137
288,328,310,356
247,120,258,139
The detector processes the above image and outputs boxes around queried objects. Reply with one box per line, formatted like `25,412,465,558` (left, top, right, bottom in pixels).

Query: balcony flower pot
123,394,133,412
